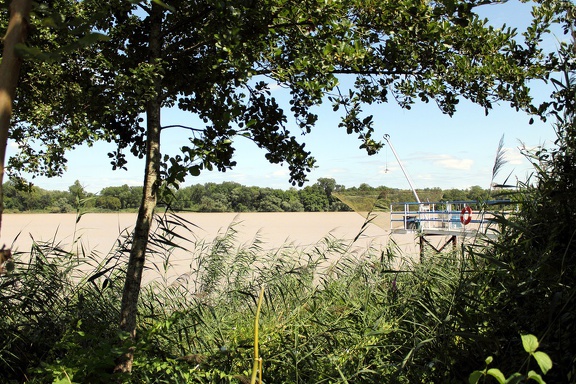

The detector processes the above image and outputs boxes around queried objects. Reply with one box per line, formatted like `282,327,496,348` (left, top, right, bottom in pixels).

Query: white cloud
271,169,289,177
504,147,526,165
415,173,434,181
268,83,283,92
432,154,474,170
325,167,348,175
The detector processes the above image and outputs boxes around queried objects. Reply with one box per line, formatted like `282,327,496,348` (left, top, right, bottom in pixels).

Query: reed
0,203,569,382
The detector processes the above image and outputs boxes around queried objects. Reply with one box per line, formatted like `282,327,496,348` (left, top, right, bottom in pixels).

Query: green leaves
522,335,553,375
532,352,553,375
469,335,552,384
7,0,572,189
486,368,506,384
16,32,110,62
526,371,546,384
151,0,175,13
521,334,540,354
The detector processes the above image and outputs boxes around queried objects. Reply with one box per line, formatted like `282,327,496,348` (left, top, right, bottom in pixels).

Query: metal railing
389,200,513,234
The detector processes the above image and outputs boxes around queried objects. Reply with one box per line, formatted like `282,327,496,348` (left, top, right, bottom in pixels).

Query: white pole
383,134,421,204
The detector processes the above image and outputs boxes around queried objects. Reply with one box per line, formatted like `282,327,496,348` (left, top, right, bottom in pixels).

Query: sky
6,1,569,194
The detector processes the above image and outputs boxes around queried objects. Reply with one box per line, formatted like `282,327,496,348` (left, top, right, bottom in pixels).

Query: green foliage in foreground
470,335,553,384
0,199,572,383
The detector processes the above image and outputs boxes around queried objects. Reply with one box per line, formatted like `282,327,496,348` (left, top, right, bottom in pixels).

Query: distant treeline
2,178,493,213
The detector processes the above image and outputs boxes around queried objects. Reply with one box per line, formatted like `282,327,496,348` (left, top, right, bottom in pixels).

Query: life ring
460,206,472,225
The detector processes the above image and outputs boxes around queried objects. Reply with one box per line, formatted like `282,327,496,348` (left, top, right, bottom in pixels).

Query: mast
383,134,422,204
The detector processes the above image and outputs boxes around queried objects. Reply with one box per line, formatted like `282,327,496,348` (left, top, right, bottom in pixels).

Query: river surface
1,212,408,251
1,212,423,283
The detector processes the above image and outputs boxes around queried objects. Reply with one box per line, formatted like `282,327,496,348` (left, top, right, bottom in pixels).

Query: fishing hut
382,134,516,258
389,199,510,259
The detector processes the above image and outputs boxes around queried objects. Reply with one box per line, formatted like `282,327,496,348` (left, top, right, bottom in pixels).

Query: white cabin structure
389,199,513,258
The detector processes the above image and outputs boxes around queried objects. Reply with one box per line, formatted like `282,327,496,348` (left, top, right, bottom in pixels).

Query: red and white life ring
460,206,472,225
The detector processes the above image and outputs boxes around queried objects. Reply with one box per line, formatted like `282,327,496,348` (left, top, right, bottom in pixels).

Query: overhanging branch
160,124,204,132
251,67,422,77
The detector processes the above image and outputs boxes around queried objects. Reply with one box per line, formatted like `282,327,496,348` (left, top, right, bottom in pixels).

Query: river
1,212,424,283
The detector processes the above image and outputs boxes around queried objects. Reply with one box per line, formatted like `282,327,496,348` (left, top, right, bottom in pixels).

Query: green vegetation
3,58,576,378
2,0,567,372
1,0,574,381
1,180,572,383
3,50,576,377
2,178,491,213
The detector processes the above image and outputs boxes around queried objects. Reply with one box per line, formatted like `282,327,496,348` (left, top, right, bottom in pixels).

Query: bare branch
160,124,204,132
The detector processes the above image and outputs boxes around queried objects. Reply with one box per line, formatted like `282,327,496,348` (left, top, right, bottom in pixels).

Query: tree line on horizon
2,177,492,213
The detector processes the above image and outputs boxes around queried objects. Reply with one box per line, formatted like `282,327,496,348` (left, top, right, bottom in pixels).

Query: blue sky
7,1,567,193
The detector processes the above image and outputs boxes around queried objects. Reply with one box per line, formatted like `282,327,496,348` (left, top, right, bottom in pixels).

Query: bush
0,241,124,382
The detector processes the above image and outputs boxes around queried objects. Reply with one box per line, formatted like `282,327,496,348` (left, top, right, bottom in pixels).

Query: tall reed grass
0,208,560,383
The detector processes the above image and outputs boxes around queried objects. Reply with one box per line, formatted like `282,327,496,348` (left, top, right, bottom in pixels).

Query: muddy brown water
0,212,423,284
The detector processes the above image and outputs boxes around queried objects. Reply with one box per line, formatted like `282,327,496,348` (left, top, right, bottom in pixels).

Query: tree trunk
0,0,31,236
114,3,163,374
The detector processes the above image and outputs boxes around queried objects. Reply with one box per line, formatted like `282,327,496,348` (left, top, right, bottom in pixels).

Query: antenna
383,134,421,204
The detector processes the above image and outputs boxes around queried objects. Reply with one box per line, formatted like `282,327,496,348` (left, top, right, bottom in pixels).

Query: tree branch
164,5,213,36
160,124,204,132
135,1,151,16
251,67,422,77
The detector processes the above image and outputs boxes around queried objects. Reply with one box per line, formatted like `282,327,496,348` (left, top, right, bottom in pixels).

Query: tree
316,177,346,210
467,185,489,201
300,184,329,212
68,180,87,207
99,184,142,209
198,193,229,212
465,29,576,382
0,0,31,233
5,0,570,373
96,195,121,210
281,188,305,212
1,0,114,184
229,185,259,211
442,188,468,201
256,188,284,212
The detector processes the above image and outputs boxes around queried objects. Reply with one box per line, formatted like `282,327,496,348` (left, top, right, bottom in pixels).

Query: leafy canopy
5,0,566,186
